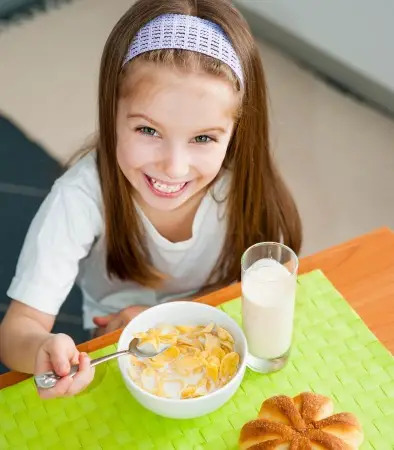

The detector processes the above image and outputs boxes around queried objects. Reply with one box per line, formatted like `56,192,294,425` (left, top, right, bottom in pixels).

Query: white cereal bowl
117,301,247,419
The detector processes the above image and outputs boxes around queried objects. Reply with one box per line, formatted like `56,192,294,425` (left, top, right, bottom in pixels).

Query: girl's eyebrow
127,113,226,134
127,113,161,128
196,127,226,134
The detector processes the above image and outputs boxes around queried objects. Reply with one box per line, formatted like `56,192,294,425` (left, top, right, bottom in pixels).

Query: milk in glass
242,258,296,359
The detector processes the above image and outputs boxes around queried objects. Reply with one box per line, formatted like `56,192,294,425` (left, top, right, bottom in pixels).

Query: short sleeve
7,180,102,315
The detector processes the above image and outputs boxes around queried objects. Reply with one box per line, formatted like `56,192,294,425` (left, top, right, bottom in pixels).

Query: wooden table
1,227,393,389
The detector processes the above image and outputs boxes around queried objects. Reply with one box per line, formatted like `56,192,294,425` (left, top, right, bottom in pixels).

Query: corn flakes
128,323,240,399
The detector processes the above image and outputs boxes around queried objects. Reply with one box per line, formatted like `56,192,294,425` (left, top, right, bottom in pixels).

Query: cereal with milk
128,323,240,399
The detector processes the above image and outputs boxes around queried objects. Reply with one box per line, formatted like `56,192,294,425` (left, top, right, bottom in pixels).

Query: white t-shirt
7,153,229,328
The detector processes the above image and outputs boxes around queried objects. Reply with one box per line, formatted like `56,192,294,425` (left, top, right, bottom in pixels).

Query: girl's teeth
150,177,186,193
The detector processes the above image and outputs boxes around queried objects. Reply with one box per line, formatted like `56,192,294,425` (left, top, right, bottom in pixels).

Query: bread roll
239,392,363,449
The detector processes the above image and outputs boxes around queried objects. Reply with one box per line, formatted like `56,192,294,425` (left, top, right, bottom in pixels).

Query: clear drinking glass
241,242,298,373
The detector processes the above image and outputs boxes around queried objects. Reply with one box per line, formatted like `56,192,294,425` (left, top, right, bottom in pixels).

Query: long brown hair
96,0,302,288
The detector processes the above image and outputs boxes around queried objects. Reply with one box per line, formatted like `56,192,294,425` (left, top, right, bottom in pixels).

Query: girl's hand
93,305,149,336
35,333,95,399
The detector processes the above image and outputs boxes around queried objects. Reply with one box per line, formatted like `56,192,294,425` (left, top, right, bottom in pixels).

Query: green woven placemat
0,270,393,449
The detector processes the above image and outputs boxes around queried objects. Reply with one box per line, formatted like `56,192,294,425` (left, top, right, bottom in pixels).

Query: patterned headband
122,13,244,86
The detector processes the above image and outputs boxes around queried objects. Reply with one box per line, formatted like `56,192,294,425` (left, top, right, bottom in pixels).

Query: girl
0,0,301,398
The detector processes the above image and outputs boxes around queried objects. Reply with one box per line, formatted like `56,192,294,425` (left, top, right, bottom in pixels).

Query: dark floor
0,115,89,373
0,0,73,22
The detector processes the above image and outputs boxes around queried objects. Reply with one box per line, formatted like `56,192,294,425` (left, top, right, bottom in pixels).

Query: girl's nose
162,145,190,180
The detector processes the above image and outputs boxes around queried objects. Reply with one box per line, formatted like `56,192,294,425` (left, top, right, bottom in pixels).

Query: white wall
236,0,394,102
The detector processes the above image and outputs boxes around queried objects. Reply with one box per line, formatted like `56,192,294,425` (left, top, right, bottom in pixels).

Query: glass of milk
241,242,298,373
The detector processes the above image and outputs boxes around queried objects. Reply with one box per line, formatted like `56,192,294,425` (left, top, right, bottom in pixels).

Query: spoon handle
90,349,130,367
34,349,129,389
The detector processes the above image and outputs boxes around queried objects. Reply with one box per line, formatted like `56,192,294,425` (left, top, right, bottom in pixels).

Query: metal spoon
34,337,169,389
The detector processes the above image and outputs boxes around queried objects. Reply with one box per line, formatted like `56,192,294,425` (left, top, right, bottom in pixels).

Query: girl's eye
193,135,213,144
137,126,158,136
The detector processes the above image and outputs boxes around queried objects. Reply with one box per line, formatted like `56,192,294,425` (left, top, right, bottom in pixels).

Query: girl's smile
144,173,190,198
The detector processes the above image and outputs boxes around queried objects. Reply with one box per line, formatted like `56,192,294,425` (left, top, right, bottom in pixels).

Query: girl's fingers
49,348,72,377
120,305,149,323
65,353,95,396
38,375,73,399
38,353,94,399
104,316,124,333
71,349,80,366
46,334,78,376
92,314,116,327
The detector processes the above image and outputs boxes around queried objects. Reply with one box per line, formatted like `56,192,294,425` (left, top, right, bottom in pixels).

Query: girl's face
116,61,238,212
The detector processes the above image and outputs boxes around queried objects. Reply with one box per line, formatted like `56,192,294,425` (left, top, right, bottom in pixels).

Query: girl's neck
135,189,207,243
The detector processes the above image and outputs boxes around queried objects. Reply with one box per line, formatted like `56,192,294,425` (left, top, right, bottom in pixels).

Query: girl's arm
0,300,55,373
